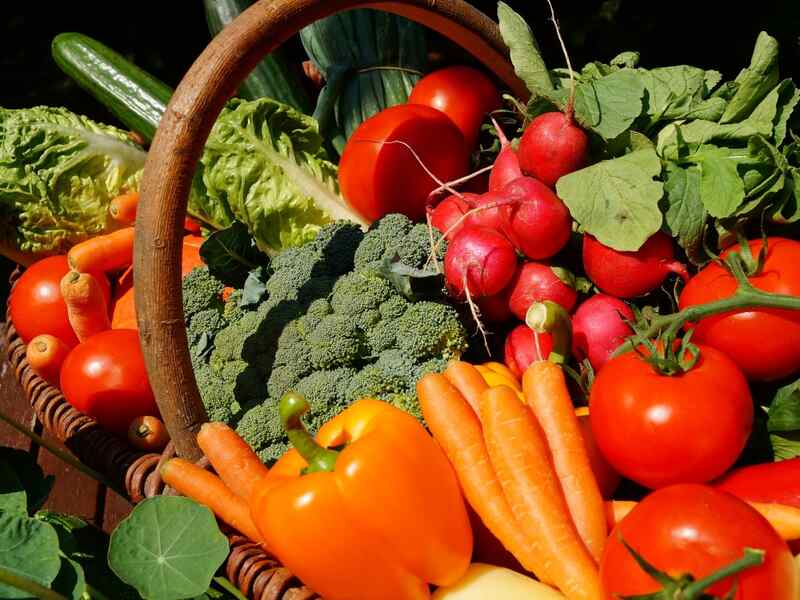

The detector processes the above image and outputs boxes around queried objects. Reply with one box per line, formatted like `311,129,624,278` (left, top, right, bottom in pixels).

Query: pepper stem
526,301,572,365
279,392,339,473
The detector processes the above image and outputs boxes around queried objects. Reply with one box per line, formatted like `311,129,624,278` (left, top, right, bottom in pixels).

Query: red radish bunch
583,232,689,299
572,294,635,371
518,111,589,188
443,227,518,299
504,324,554,377
508,262,577,320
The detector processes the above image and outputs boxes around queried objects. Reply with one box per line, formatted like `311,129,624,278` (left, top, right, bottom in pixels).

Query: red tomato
601,484,797,600
679,237,800,381
503,324,553,378
339,104,470,223
408,66,501,150
9,256,110,347
589,344,753,489
60,329,158,435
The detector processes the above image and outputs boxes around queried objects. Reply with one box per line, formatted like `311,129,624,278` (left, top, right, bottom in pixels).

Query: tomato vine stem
612,250,800,360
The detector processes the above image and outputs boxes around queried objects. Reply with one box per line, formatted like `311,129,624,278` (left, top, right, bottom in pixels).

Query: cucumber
204,0,311,113
52,33,171,142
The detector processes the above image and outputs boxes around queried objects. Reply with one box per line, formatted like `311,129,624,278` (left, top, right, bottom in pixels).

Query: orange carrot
161,457,265,544
127,416,170,452
481,385,603,600
523,361,607,562
26,334,71,386
417,373,545,578
443,361,489,415
60,271,110,342
68,227,134,273
197,422,270,503
108,192,140,225
606,500,800,541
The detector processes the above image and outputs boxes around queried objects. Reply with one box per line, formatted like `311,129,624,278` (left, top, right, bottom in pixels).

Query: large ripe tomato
408,66,501,150
339,104,470,223
589,343,753,489
679,237,800,381
601,484,798,600
60,329,158,435
9,255,110,347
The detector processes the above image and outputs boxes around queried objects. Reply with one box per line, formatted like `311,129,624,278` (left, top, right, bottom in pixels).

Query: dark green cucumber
52,33,171,142
204,0,311,113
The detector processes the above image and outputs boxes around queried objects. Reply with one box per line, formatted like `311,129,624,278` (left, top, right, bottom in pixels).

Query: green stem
613,280,800,359
0,411,125,496
279,392,339,474
0,566,69,600
683,548,764,598
86,583,112,600
526,301,572,365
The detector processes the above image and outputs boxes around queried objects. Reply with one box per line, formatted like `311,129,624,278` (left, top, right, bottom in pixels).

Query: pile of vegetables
3,0,800,599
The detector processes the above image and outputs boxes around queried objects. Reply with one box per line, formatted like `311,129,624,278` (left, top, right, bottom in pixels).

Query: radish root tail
545,0,576,120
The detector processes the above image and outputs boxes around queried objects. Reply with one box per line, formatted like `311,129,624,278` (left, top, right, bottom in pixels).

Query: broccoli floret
187,308,225,344
393,223,438,270
307,314,365,370
194,364,237,423
345,364,408,403
379,295,410,320
295,299,332,334
416,355,450,380
312,221,364,275
222,291,247,323
396,301,468,360
353,214,414,268
182,267,224,319
373,349,420,386
266,364,302,403
235,401,287,465
330,271,394,317
294,367,357,432
385,392,424,421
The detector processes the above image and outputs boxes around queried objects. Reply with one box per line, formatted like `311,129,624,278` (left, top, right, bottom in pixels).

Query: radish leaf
556,149,663,251
663,163,707,264
720,31,780,124
693,145,747,218
573,69,646,139
497,2,557,98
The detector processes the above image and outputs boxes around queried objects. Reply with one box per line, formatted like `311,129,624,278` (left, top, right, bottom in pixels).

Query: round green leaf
0,511,61,598
108,497,229,600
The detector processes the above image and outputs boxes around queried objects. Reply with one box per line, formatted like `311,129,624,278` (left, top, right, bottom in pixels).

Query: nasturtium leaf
35,511,86,557
200,221,268,288
51,556,86,600
693,145,747,218
497,2,556,97
662,163,707,264
720,31,780,124
0,462,26,515
0,511,61,598
0,447,54,515
573,69,646,139
108,496,229,600
556,149,664,251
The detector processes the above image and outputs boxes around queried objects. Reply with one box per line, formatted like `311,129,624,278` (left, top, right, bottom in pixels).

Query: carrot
68,227,134,273
127,416,170,452
108,192,140,225
161,457,265,544
416,373,545,578
443,361,489,415
481,385,603,600
26,334,71,386
606,500,800,541
523,360,607,562
197,422,270,503
60,271,111,342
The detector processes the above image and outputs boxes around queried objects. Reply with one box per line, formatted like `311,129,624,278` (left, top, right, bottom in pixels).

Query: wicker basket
6,0,525,597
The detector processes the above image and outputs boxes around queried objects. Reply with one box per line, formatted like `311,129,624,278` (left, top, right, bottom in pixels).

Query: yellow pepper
432,563,567,600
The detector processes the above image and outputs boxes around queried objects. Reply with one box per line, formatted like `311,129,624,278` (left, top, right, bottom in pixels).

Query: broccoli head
396,301,468,361
293,367,357,432
182,267,225,320
235,401,287,465
307,314,365,370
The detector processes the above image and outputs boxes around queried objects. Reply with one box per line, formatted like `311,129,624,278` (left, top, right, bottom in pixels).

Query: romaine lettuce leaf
0,106,145,255
200,98,357,254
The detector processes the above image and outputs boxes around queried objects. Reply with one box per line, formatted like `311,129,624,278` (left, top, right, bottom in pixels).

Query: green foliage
200,221,268,288
186,215,466,463
0,511,61,597
767,377,800,460
108,497,229,600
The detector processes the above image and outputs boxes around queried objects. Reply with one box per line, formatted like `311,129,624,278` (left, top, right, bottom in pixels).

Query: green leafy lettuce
0,106,145,256
199,97,361,254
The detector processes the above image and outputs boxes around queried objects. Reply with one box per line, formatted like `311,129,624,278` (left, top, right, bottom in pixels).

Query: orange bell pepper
251,393,473,600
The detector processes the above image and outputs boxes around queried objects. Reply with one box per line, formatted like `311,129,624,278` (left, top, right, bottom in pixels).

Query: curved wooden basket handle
134,0,525,460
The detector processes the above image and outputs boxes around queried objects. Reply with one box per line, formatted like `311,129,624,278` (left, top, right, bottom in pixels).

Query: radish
582,232,689,299
429,193,473,241
475,284,513,324
488,118,523,192
572,294,634,371
504,324,554,378
444,226,518,299
508,262,578,320
463,191,513,234
518,112,589,188
500,176,572,260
